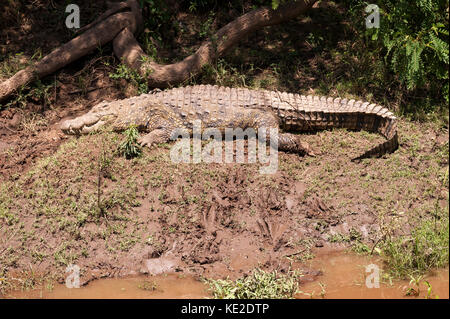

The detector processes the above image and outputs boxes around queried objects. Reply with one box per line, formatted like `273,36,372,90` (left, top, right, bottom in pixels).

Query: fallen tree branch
0,1,142,103
116,0,317,87
0,0,317,103
75,0,135,34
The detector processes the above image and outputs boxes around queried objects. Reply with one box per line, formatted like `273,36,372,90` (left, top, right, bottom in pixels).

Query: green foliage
271,0,290,9
138,0,172,31
3,79,54,109
187,0,218,12
206,268,303,299
0,51,54,109
109,63,149,95
380,206,449,279
118,125,143,159
199,12,215,39
348,0,449,105
405,274,439,298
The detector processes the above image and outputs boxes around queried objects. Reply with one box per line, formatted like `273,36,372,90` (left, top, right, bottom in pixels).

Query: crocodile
61,84,399,160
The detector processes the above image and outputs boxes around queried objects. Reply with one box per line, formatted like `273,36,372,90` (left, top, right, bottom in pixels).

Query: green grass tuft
206,268,303,299
118,125,143,159
381,206,449,279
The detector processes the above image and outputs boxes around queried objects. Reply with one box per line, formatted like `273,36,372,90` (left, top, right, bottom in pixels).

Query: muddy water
6,274,210,299
297,250,449,299
5,251,449,299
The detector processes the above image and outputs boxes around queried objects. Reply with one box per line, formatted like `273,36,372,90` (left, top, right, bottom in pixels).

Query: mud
0,73,122,179
0,0,448,299
5,273,209,299
0,114,448,291
5,251,448,299
297,250,449,299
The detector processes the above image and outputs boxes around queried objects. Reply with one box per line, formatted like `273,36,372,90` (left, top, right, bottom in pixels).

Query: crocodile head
61,99,141,134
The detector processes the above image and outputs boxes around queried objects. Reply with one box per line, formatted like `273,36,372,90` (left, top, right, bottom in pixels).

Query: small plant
118,125,143,159
405,274,439,298
424,280,439,299
405,274,424,296
206,268,303,299
298,282,327,299
20,112,49,134
199,12,215,39
2,79,54,109
109,63,149,95
138,279,158,291
318,282,327,299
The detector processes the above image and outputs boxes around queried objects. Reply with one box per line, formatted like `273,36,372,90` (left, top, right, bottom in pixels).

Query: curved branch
0,0,316,103
114,0,317,87
0,1,142,103
75,1,132,34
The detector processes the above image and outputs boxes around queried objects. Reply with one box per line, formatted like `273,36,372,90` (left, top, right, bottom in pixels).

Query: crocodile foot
278,133,317,157
299,141,317,157
137,129,170,148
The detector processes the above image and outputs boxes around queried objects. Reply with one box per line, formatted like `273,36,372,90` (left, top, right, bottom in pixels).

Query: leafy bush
347,0,449,107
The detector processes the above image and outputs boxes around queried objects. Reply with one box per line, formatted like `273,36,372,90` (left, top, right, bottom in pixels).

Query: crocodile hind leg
235,110,314,156
277,132,315,156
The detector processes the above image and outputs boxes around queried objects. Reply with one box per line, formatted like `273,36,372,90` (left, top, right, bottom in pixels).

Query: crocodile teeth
81,120,105,134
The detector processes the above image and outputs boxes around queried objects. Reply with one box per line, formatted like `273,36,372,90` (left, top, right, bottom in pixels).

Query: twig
370,236,385,255
284,248,307,258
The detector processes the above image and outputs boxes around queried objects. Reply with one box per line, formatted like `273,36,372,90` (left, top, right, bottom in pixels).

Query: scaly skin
61,85,399,160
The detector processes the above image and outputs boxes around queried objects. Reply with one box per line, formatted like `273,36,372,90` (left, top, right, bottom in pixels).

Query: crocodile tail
285,95,400,161
351,114,399,161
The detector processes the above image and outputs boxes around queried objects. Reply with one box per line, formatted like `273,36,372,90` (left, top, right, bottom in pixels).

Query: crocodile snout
60,119,73,133
61,113,102,135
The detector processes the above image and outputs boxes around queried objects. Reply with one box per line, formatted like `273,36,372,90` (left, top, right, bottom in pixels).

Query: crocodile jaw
61,102,120,135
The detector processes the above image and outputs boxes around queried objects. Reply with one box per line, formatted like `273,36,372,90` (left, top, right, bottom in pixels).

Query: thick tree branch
116,0,317,87
0,1,142,103
0,0,316,103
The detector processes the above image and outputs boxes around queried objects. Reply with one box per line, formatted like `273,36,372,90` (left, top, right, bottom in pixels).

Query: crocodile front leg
136,104,183,148
138,129,172,147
